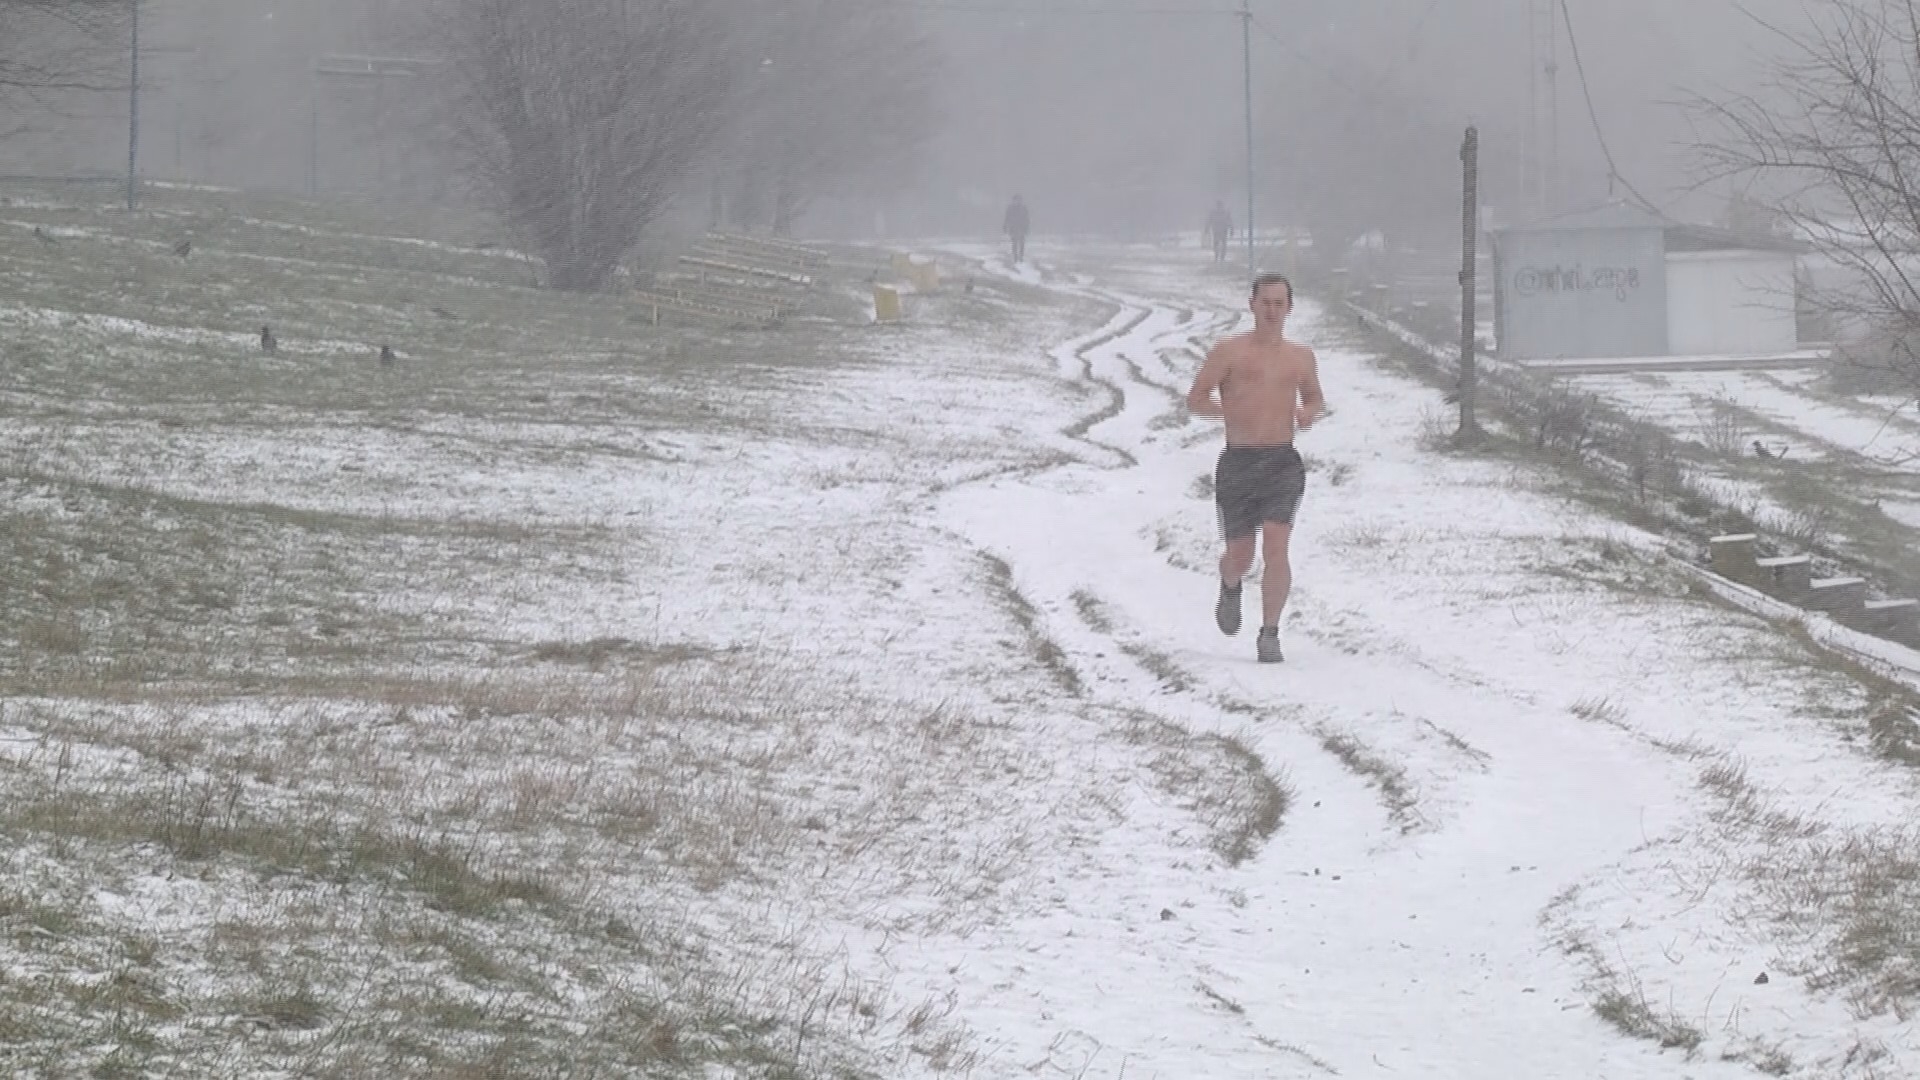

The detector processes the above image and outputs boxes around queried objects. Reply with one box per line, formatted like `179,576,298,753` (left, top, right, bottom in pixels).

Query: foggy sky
0,0,1825,241
922,0,1819,236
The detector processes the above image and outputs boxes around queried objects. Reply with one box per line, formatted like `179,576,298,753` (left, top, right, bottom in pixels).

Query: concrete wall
1666,249,1798,356
1494,226,1668,360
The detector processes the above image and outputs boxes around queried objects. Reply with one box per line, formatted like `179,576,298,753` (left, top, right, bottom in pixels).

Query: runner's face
1251,283,1292,325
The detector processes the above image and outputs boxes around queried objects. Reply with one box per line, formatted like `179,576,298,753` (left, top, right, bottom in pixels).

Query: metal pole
308,69,319,197
126,0,140,210
1241,0,1255,277
1458,125,1481,440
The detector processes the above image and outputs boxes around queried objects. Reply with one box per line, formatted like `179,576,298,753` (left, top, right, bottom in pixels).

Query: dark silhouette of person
1004,195,1031,263
1206,200,1234,264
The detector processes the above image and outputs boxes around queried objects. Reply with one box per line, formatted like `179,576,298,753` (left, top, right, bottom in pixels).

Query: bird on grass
172,238,193,258
379,344,396,367
1753,440,1790,460
32,226,55,246
260,326,277,355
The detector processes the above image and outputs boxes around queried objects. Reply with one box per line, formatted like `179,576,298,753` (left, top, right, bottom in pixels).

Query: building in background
1491,200,1809,363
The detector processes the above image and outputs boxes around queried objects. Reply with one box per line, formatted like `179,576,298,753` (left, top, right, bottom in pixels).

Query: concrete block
1851,598,1920,638
1709,533,1759,586
1755,554,1812,601
1805,576,1868,614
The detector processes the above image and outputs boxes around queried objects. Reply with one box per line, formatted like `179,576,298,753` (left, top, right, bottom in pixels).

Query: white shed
1663,228,1802,357
1490,202,1808,361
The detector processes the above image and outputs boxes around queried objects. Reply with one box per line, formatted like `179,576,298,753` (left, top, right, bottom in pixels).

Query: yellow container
873,284,903,322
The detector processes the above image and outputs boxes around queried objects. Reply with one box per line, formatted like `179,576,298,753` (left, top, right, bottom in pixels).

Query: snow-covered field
7,191,1920,1077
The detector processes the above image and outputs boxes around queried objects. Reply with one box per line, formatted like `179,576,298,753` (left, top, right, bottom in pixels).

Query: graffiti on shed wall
1513,263,1644,301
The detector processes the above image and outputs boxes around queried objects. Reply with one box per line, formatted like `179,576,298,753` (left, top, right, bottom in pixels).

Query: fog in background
0,0,1826,252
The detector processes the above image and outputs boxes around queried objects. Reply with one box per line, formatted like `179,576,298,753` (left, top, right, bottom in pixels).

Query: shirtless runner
1186,273,1326,663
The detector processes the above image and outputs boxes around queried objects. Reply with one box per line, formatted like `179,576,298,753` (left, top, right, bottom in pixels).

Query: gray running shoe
1256,626,1284,663
1215,581,1243,636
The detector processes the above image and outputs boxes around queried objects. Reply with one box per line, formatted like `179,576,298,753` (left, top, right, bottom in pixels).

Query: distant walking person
1206,200,1234,264
1186,273,1326,663
1004,194,1031,263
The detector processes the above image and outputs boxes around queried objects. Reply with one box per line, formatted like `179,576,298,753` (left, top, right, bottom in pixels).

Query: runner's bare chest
1223,344,1304,409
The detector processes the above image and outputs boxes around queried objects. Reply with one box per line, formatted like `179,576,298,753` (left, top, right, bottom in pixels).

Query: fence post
1458,125,1482,441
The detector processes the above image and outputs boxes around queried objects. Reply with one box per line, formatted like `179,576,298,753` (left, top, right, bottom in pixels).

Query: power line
1246,15,1447,138
1556,0,1663,214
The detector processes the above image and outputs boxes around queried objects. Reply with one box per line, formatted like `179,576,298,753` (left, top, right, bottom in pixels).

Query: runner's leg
1258,523,1292,628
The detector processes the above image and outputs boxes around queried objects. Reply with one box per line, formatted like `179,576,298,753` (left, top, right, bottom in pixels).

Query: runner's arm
1296,347,1327,428
1187,346,1229,418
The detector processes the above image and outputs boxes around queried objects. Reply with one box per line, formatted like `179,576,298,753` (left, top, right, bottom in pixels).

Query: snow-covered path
895,243,1920,1078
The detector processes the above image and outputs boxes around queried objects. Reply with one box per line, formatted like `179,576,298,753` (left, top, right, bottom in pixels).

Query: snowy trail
927,250,1769,1077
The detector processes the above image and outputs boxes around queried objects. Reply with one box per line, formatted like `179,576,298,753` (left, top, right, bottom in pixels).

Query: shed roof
1493,198,1808,253
1496,200,1665,234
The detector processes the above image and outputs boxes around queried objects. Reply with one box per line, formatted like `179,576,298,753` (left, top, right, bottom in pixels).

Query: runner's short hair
1250,272,1293,304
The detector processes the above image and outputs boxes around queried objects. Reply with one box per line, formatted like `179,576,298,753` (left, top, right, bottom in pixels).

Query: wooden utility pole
1458,125,1482,441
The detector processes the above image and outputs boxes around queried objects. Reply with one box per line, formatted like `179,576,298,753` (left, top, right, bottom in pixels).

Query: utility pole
126,0,141,210
1241,0,1255,277
1458,126,1482,442
308,72,319,197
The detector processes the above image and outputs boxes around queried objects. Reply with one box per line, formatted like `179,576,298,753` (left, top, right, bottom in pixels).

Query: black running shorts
1215,444,1306,540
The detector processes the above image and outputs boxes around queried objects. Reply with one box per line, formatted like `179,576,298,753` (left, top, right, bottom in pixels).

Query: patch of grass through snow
979,552,1082,696
1317,728,1423,834
1070,589,1194,694
1120,709,1290,866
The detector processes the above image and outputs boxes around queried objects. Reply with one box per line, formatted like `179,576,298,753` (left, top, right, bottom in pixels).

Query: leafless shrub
1416,405,1456,452
1690,395,1748,458
1531,382,1601,460
438,0,735,291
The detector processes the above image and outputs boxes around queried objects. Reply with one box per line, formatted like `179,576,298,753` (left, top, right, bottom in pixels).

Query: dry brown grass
982,552,1083,696
1317,729,1423,834
1118,709,1291,867
0,657,1022,1075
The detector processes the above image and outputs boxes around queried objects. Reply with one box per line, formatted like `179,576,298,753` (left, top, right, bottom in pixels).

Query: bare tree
0,0,126,135
439,0,735,291
720,0,940,236
1695,0,1920,397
